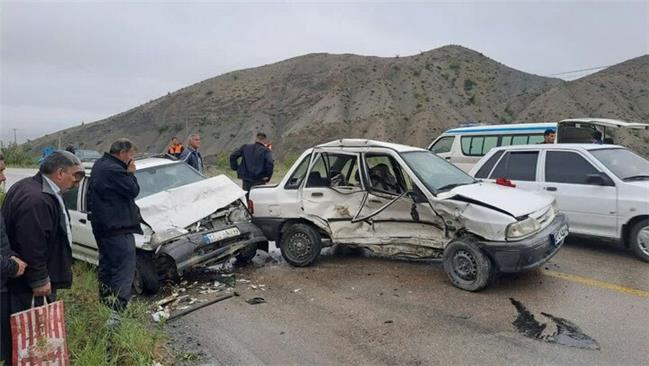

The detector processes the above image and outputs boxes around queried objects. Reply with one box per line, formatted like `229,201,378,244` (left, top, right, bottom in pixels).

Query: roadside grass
61,262,169,365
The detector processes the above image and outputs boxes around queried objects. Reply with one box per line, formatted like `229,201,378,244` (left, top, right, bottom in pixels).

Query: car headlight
507,217,541,240
227,205,251,224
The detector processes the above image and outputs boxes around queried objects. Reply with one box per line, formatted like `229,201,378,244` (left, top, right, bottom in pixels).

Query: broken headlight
227,205,251,224
506,216,541,240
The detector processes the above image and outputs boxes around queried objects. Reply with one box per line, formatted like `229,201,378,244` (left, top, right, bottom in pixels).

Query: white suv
249,139,569,291
469,144,649,262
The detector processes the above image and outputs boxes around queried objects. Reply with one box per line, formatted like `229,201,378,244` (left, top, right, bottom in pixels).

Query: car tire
443,237,493,291
235,243,260,265
133,251,160,295
630,219,649,262
280,223,322,267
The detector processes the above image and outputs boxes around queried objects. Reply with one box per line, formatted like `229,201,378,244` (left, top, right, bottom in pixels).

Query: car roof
559,118,649,129
443,122,556,134
316,139,425,153
83,157,181,174
490,143,625,152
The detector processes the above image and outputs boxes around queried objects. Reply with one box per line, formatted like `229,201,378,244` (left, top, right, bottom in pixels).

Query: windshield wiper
623,175,649,181
437,183,467,192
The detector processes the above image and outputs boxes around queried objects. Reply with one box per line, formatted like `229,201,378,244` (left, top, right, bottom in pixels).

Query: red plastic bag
10,298,70,365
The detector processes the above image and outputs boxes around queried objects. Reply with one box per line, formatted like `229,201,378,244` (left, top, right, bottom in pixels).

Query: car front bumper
478,213,569,273
157,222,267,275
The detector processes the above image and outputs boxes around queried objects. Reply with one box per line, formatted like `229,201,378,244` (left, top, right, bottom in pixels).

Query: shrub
464,79,477,92
1,143,37,167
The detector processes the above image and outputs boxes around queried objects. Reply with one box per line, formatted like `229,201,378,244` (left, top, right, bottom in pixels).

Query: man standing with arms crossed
87,139,142,317
179,133,204,173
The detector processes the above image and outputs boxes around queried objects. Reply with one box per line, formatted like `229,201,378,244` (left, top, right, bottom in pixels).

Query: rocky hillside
28,45,649,159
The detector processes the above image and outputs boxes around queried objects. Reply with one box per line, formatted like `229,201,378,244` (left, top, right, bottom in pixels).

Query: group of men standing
1,132,274,363
0,139,142,363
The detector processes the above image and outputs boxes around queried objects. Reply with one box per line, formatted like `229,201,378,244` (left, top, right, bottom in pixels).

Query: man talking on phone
87,139,142,318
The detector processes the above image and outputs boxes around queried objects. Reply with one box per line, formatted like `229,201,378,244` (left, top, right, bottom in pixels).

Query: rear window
475,150,504,179
489,151,539,181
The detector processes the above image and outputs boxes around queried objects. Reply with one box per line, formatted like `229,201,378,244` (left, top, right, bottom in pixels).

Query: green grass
60,262,169,365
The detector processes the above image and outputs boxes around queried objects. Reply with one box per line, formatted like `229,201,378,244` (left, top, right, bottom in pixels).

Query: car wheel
235,243,260,265
133,251,160,295
280,223,322,267
443,238,493,291
630,219,649,262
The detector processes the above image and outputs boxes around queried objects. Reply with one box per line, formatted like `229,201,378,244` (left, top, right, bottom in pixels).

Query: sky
1,0,648,143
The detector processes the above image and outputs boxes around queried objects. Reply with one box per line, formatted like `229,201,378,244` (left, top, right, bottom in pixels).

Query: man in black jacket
0,153,28,364
229,132,274,194
179,133,203,173
87,139,142,313
2,151,82,330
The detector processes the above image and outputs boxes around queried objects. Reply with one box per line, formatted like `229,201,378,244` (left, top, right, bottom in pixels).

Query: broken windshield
135,162,205,198
401,151,475,194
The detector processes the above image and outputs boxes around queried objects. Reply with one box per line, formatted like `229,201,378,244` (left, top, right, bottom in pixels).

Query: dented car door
300,151,370,242
358,152,446,257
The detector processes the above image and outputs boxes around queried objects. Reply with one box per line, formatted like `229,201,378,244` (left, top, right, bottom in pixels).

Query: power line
547,65,611,77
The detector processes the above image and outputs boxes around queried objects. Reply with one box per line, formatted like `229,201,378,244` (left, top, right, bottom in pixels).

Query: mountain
27,46,649,160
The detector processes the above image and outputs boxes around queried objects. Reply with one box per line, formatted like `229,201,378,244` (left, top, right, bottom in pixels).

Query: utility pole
13,128,17,145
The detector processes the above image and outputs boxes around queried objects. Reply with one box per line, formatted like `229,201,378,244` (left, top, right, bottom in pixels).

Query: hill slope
29,46,649,159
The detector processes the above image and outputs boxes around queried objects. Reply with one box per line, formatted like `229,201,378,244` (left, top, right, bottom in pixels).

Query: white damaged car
64,157,268,294
249,139,569,291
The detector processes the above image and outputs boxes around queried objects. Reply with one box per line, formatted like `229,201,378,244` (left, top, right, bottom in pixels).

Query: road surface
169,238,649,365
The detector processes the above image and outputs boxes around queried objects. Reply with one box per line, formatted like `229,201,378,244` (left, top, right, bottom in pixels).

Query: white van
428,118,649,172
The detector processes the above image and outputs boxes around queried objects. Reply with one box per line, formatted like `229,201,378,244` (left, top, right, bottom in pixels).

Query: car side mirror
586,173,614,186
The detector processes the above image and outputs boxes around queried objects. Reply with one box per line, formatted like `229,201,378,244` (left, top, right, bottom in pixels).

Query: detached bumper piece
479,214,569,273
158,222,267,275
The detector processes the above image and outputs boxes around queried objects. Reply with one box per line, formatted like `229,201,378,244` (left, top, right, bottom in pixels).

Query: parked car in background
64,157,268,294
74,149,102,162
469,144,649,262
249,139,568,291
428,118,649,172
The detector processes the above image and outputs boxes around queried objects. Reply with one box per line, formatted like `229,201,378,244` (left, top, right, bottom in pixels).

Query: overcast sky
1,1,648,143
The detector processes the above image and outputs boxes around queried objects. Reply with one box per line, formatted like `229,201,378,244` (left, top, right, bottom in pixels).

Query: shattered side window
365,155,405,195
306,153,360,188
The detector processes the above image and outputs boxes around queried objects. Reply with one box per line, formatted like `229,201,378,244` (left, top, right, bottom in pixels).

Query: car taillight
247,199,254,214
495,177,516,188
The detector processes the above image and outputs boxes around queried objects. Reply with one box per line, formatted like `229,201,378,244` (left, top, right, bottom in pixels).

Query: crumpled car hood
136,175,246,243
441,182,554,217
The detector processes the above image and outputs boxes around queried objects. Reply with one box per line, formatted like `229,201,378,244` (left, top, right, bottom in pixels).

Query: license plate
203,227,241,245
551,225,569,246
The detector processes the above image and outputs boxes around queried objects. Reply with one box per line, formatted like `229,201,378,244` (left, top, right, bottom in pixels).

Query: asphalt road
170,238,648,366
2,168,37,190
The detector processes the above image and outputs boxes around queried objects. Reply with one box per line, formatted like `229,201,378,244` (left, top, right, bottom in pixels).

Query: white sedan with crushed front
249,139,569,291
63,157,268,294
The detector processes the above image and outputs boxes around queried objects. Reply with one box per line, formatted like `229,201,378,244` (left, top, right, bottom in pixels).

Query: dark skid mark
509,298,600,350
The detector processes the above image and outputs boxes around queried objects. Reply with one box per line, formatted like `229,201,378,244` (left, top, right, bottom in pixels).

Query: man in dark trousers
2,151,82,337
0,153,28,364
179,133,203,173
229,132,274,194
87,139,142,315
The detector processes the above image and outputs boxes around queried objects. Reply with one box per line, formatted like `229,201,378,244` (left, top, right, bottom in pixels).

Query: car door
64,177,99,264
358,152,446,256
541,150,618,238
300,151,369,243
486,150,541,192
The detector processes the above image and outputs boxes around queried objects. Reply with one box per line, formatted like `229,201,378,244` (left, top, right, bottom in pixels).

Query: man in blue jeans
87,139,142,316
